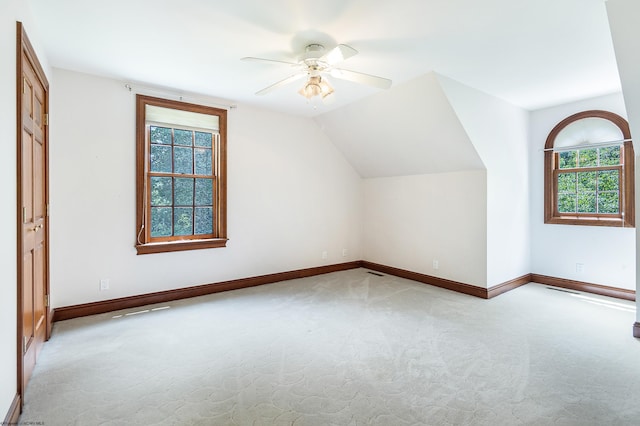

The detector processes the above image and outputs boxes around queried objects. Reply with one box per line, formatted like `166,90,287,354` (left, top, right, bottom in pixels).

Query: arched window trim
544,110,635,228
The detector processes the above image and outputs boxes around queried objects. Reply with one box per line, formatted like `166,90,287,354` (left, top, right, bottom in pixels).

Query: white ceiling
28,0,620,118
316,72,484,177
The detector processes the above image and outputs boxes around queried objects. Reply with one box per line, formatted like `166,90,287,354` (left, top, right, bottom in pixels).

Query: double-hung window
544,110,634,227
136,95,227,254
555,146,622,214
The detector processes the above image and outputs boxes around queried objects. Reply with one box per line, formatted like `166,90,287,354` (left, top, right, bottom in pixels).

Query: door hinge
44,113,49,126
23,336,28,354
23,78,27,94
45,294,50,308
46,204,50,217
22,207,26,223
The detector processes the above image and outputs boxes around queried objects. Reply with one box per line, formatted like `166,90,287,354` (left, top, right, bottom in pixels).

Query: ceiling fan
242,43,392,102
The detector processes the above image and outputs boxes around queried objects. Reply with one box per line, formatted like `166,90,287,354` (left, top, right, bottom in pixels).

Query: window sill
136,238,228,255
545,216,634,228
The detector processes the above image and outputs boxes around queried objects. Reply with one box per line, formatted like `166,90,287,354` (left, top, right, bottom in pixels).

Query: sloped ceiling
607,0,640,150
314,72,484,178
28,0,620,118
26,0,622,179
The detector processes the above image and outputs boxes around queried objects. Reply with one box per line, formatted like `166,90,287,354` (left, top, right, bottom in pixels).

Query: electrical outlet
100,279,110,291
433,259,439,270
576,263,584,273
342,248,348,257
322,251,328,260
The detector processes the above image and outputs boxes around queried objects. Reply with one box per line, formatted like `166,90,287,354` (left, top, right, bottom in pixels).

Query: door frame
16,21,50,409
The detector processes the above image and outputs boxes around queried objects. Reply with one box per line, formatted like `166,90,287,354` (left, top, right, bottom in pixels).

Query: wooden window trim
544,110,635,228
135,238,228,255
135,95,228,254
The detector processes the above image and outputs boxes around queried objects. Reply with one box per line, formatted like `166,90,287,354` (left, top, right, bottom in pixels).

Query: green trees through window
136,95,227,254
556,146,621,214
149,126,215,238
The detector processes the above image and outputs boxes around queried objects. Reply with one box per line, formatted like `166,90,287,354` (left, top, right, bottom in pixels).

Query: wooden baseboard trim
53,261,362,322
361,261,488,298
52,261,635,323
634,322,640,338
362,261,533,299
46,308,54,339
487,274,533,299
3,393,20,425
530,274,636,301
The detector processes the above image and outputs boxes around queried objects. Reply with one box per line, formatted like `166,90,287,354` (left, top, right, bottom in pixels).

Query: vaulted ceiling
316,72,484,178
29,0,619,118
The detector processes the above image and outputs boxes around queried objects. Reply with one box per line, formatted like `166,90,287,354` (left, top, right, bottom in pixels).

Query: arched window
544,110,634,227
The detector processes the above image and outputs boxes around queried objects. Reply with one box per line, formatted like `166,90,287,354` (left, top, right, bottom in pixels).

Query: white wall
49,69,363,308
363,171,487,286
0,0,51,417
438,75,531,287
529,93,635,290
606,0,640,320
314,72,485,178
607,0,640,151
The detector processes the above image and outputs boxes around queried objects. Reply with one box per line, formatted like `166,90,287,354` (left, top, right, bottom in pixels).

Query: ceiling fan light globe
308,84,322,97
320,78,334,97
298,74,335,99
299,82,321,99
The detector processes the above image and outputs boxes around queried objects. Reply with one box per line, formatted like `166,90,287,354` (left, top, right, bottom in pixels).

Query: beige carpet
19,268,640,425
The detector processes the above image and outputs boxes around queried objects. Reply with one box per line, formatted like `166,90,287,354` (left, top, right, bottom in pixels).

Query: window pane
577,192,596,213
598,170,619,192
195,178,213,205
559,151,577,169
195,207,213,234
150,145,172,173
174,147,193,174
151,207,172,237
558,194,576,213
150,126,172,145
599,146,620,166
174,207,193,236
557,173,576,193
578,148,597,167
195,148,212,175
174,129,193,146
150,177,172,206
598,192,619,214
174,178,194,206
577,171,596,192
195,131,213,148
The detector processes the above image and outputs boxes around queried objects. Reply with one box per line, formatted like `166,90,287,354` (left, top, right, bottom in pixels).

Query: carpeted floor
19,268,640,425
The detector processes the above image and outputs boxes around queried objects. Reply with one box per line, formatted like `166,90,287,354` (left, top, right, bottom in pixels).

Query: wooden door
17,22,49,401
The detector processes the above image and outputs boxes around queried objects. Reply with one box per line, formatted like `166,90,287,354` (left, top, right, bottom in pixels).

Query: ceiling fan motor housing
301,43,326,64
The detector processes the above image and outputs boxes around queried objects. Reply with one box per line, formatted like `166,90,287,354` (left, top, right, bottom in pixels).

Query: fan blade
321,44,358,65
330,68,392,89
241,57,299,67
255,73,306,96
